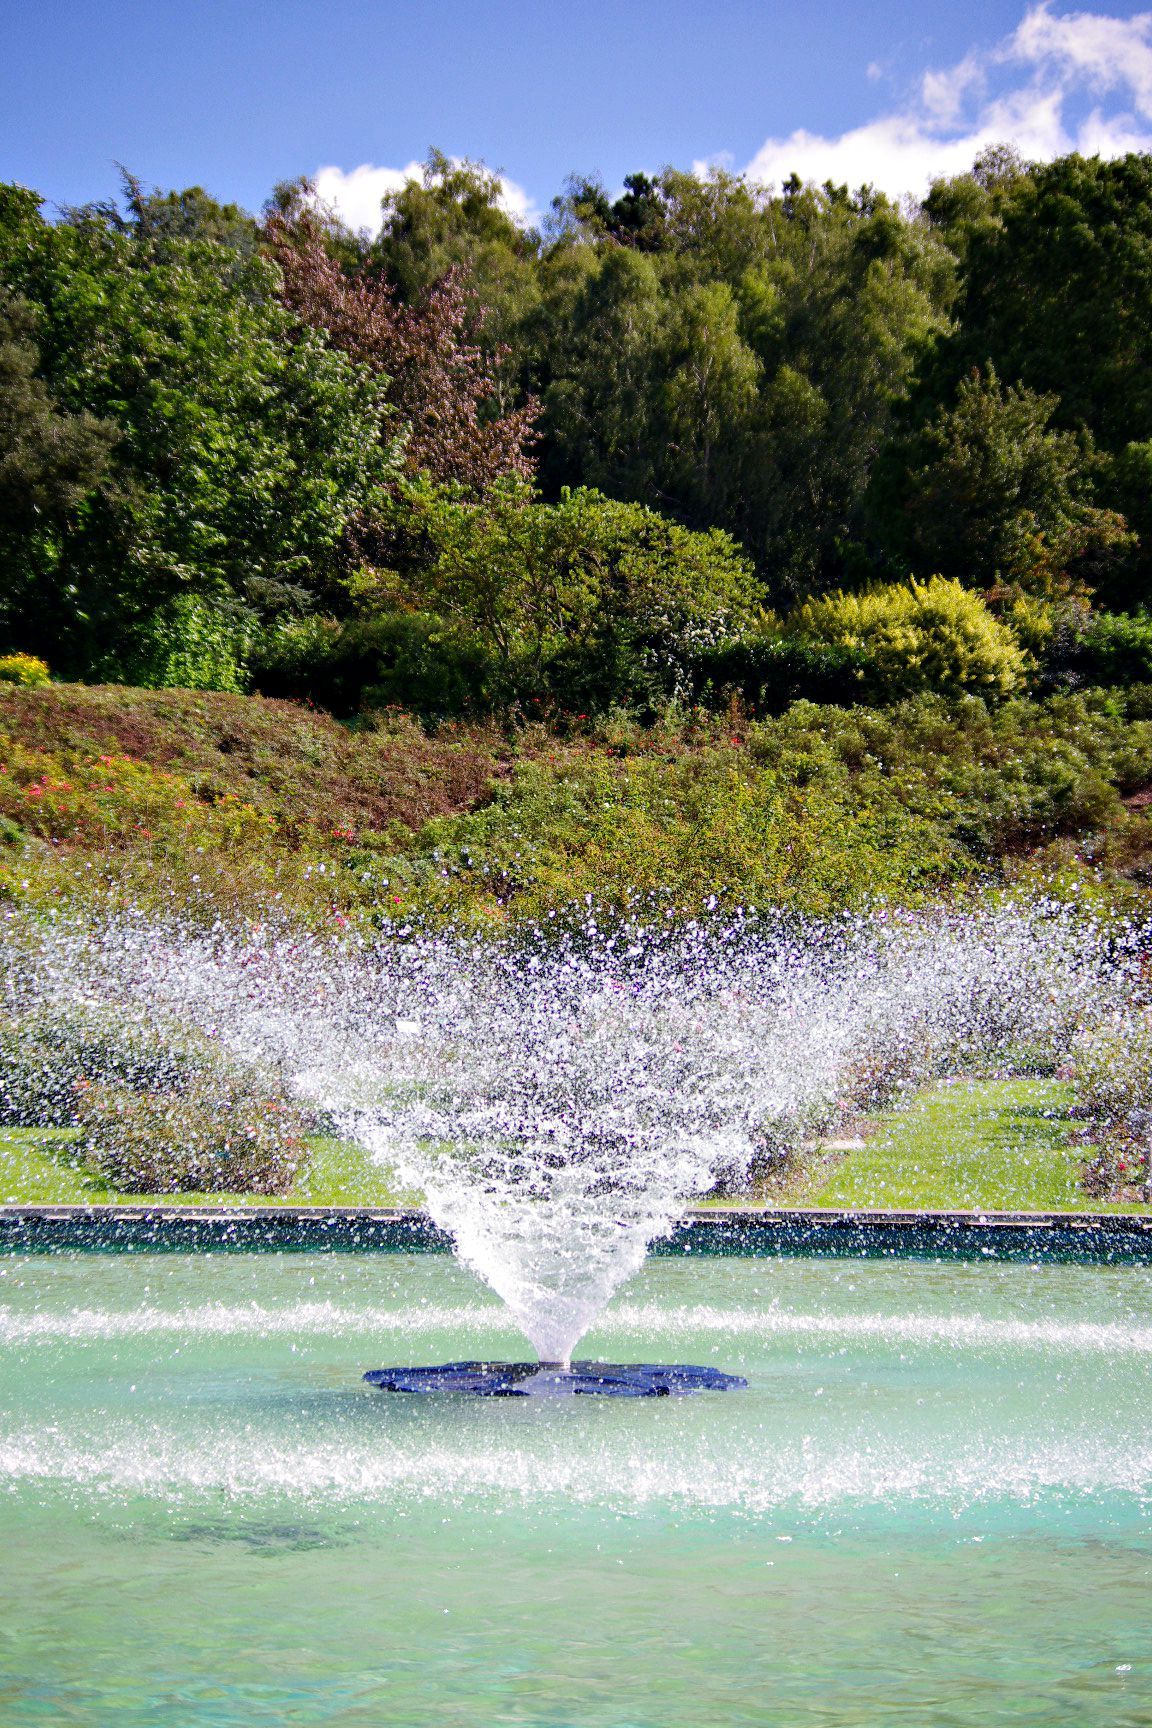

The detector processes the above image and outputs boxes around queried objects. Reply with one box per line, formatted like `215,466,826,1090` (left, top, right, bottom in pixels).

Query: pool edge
3,1203,1151,1261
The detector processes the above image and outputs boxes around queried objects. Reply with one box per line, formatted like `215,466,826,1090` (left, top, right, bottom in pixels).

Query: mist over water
12,900,1141,1364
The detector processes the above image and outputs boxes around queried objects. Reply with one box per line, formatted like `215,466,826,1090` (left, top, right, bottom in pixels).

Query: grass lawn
3,1077,1147,1213
0,1128,410,1209
783,1076,1151,1214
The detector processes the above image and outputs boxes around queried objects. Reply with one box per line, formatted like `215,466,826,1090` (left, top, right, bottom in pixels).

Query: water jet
10,901,1135,1394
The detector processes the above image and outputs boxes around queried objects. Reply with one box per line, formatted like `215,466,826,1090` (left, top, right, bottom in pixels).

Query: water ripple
2,1298,1150,1355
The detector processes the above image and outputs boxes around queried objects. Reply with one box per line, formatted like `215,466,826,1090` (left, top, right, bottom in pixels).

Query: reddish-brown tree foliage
265,217,537,495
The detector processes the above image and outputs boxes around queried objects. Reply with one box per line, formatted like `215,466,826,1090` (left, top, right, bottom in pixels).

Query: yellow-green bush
0,654,50,689
791,576,1027,699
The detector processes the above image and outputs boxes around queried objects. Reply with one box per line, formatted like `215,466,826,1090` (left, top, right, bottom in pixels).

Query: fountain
4,898,1150,1725
12,900,1135,1396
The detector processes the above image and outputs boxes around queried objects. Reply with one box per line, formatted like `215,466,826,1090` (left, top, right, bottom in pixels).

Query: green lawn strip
788,1076,1152,1214
0,1128,111,1205
287,1136,417,1209
0,1128,412,1209
5,1079,1148,1215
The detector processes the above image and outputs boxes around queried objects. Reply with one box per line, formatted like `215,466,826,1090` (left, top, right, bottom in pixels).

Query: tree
874,368,1130,593
536,173,953,597
116,171,260,256
539,245,670,503
0,288,116,530
266,210,538,494
0,287,118,648
0,182,401,681
927,152,1152,453
368,151,539,353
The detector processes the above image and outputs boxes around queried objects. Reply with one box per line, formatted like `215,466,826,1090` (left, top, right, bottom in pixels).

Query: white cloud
313,161,424,234
313,159,539,236
743,4,1152,198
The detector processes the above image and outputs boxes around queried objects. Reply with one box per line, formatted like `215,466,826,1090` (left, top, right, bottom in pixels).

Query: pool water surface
1,1250,1149,1726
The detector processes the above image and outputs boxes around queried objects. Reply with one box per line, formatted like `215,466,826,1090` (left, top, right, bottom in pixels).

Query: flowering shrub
0,743,274,853
0,1007,196,1127
78,1075,307,1195
1073,1014,1152,1198
0,654,50,688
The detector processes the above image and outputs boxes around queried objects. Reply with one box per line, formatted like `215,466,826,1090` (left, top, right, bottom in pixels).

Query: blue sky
5,2,1152,226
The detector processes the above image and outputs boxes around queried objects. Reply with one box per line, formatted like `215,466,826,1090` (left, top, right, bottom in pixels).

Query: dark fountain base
363,1362,747,1397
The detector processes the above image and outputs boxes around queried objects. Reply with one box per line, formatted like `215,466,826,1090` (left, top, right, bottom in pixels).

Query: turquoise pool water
1,1250,1150,1726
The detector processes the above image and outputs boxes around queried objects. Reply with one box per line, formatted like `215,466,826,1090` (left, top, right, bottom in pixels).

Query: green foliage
0,653,50,688
927,153,1152,456
919,151,1152,603
0,287,117,626
1075,610,1152,687
132,595,249,693
0,183,402,679
77,1075,307,1195
535,172,953,592
9,148,1152,728
746,688,1147,863
390,741,964,924
363,477,761,713
689,631,872,714
790,576,1028,699
252,610,500,717
873,369,1129,592
367,151,539,356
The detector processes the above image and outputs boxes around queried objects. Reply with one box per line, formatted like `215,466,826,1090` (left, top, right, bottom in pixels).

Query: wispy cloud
744,4,1152,197
313,159,538,235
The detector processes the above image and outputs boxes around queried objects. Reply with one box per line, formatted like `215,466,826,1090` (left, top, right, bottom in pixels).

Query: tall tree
536,172,954,597
266,208,538,494
0,183,400,680
870,368,1129,593
0,287,118,646
368,151,539,355
926,152,1152,452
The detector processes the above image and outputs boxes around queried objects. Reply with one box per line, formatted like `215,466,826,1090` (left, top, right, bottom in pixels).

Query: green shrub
1076,610,1152,687
364,476,762,714
252,610,500,717
0,1007,199,1128
77,1074,307,1195
4,679,1152,931
0,653,50,688
791,576,1027,700
388,743,965,924
690,632,872,714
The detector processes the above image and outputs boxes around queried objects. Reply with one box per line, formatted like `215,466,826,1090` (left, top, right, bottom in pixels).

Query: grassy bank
5,681,1152,928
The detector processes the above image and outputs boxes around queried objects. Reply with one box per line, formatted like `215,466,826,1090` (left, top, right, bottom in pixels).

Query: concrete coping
1,1202,1150,1229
